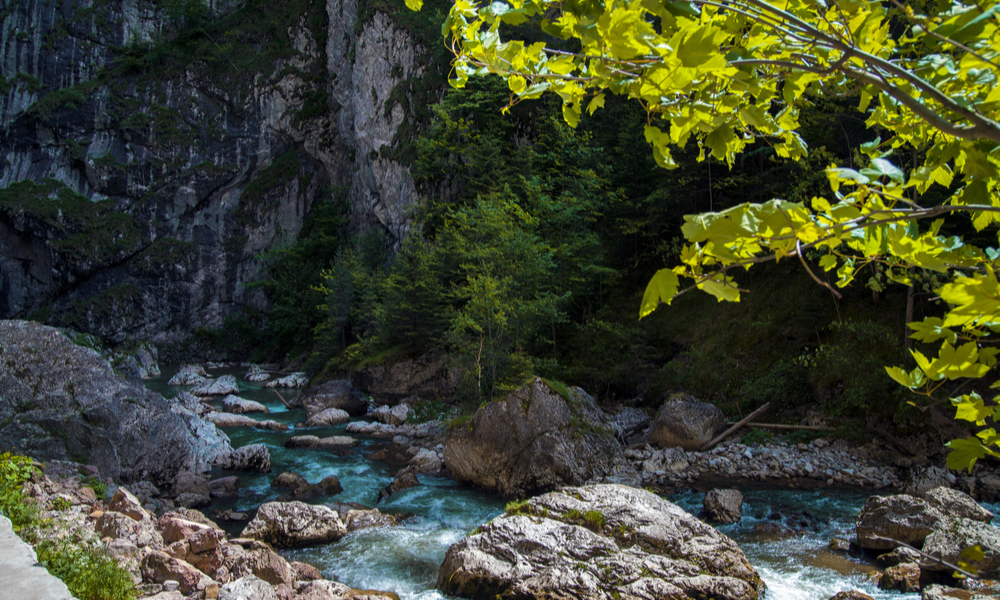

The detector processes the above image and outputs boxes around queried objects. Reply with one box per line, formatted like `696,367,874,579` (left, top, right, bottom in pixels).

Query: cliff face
0,0,427,350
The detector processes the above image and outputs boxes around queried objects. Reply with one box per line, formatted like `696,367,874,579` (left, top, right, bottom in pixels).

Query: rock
444,378,638,498
370,404,410,426
704,489,743,523
337,506,397,531
922,486,994,523
351,353,458,405
407,448,442,474
877,546,922,566
642,447,689,474
905,465,957,495
169,365,210,386
218,575,279,600
293,475,343,499
878,562,921,592
265,372,309,388
215,510,249,522
855,494,945,550
222,395,269,414
345,422,396,437
827,592,874,600
206,413,289,431
96,511,163,549
160,516,212,545
141,551,212,594
209,476,240,498
438,484,765,600
297,580,400,600
292,561,323,581
225,538,297,587
272,472,309,490
108,487,147,521
304,408,351,427
645,395,725,451
0,321,232,485
221,444,271,473
193,375,240,396
244,365,271,383
922,584,997,599
378,470,420,503
172,471,210,498
241,501,347,548
299,381,369,417
612,407,651,443
922,518,1000,572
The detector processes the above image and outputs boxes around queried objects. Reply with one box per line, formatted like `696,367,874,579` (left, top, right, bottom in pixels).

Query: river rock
878,562,921,592
272,472,309,490
284,435,358,450
209,476,240,498
169,365,209,386
297,580,400,600
218,575,279,600
704,489,743,523
612,407,650,443
642,447,689,474
293,475,344,499
905,465,957,495
370,404,410,426
922,486,994,523
828,592,874,600
378,470,420,503
300,380,369,417
408,448,442,474
645,395,725,451
345,422,396,437
225,538,297,586
265,372,309,388
171,471,211,508
241,501,346,547
351,352,458,405
438,484,765,600
921,518,1000,572
221,444,271,473
292,562,324,581
205,412,288,431
0,321,232,486
193,375,240,396
444,378,638,498
922,584,997,600
244,365,271,383
304,408,351,427
222,395,269,414
877,546,921,566
96,511,164,550
141,551,213,594
855,494,945,550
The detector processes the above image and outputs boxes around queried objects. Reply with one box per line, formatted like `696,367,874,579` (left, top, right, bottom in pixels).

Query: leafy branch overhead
413,0,1000,470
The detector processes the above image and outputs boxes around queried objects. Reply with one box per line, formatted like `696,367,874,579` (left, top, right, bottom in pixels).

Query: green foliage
51,497,72,512
0,453,39,533
741,429,773,446
505,499,532,515
409,398,457,423
36,541,136,600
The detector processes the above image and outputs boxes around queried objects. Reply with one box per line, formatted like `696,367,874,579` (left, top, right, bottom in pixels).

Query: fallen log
272,390,291,409
702,403,770,451
724,422,833,432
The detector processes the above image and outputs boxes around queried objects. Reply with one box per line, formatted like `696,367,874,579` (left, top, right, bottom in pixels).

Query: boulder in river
921,584,997,600
241,501,347,548
438,484,765,600
921,518,1000,573
219,575,278,600
221,444,271,473
645,395,725,451
192,375,240,396
378,470,420,503
283,435,358,449
855,494,945,550
827,592,874,600
265,372,309,388
444,378,638,498
877,562,921,592
922,486,994,523
704,489,743,523
370,403,410,426
293,475,344,499
299,380,369,417
222,395,269,414
0,320,232,486
272,472,309,490
205,412,288,431
304,408,351,427
244,365,271,383
168,364,209,386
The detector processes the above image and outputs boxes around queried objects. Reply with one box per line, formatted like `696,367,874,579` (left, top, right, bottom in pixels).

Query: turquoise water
148,366,944,600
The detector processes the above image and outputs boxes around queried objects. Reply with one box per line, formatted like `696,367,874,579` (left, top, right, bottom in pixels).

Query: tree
420,0,1000,471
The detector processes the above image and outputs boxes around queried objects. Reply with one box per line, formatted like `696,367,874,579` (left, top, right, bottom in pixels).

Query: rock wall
0,0,426,350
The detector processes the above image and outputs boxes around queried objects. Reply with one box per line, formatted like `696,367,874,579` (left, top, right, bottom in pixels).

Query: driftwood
724,422,833,432
272,390,291,409
702,403,770,451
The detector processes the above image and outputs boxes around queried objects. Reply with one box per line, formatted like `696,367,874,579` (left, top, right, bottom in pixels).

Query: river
147,366,938,600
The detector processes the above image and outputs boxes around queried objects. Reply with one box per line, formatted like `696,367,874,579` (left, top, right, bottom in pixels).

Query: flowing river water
145,366,954,600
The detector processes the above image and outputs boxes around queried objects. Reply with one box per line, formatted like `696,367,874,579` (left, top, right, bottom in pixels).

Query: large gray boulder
855,494,945,550
444,378,638,498
704,489,743,524
241,501,346,548
298,380,368,417
922,486,994,523
921,518,1000,573
221,444,271,473
192,375,240,396
646,396,725,451
0,320,231,485
168,365,209,386
438,484,765,600
222,395,269,414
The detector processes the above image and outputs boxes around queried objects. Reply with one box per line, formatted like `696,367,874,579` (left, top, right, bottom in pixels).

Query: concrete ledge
0,514,77,600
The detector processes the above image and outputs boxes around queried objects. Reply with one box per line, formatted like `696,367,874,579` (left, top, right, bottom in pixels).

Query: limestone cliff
0,0,432,351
